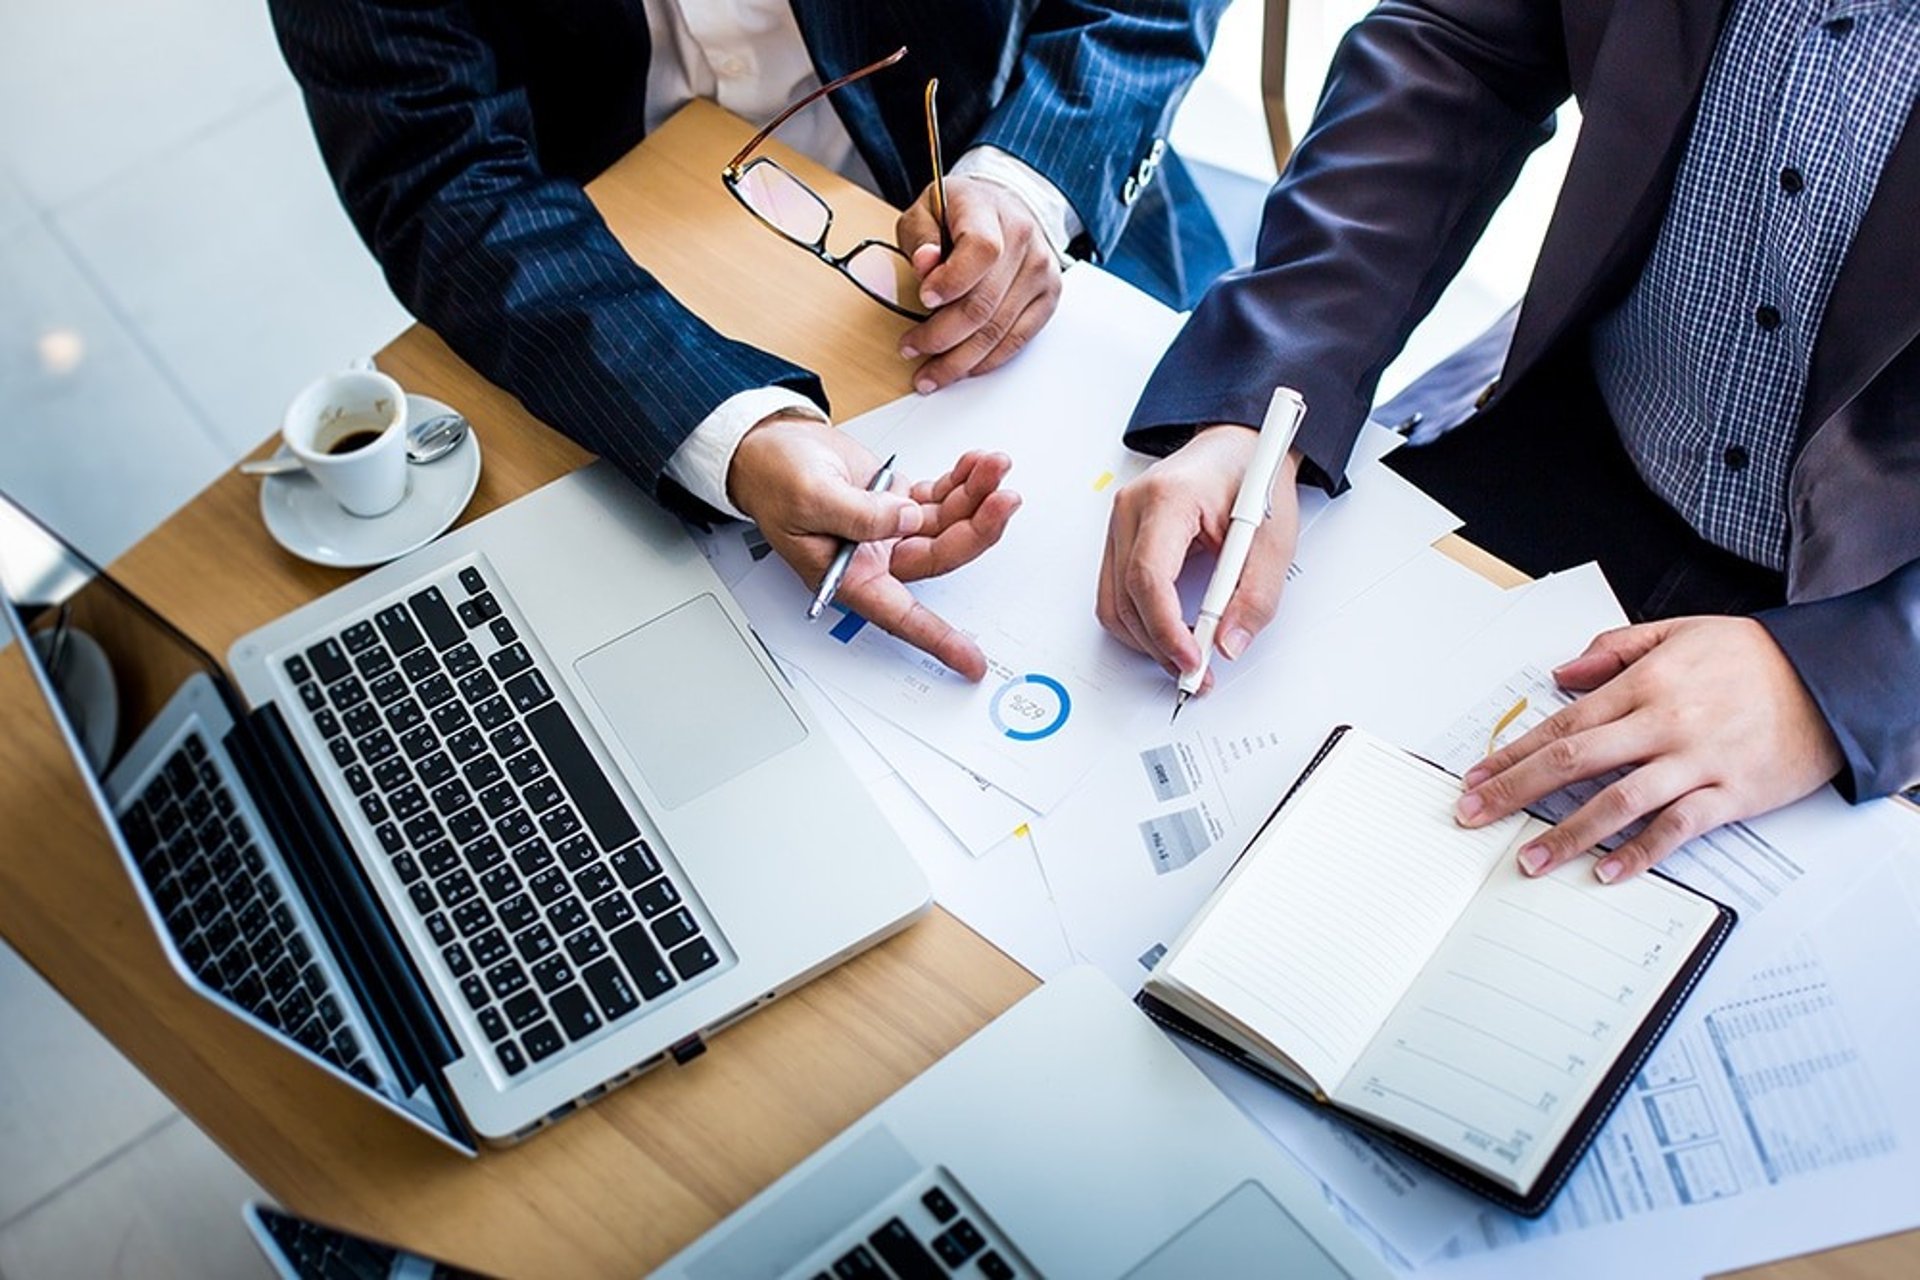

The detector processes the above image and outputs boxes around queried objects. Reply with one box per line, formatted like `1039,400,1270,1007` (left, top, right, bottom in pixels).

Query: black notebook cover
1135,725,1738,1218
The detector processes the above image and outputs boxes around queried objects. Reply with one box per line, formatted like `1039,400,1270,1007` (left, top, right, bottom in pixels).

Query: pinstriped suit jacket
268,0,1231,514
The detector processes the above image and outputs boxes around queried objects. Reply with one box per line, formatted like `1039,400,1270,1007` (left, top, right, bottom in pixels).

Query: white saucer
260,394,481,569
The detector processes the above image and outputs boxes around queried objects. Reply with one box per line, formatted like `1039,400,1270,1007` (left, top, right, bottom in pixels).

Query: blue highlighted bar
829,610,869,643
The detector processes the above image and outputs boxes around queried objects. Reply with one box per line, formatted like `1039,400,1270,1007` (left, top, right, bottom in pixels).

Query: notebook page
1336,853,1720,1192
1161,731,1526,1089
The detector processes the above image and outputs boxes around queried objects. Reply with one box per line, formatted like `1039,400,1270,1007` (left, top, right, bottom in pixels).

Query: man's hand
895,176,1063,394
1456,616,1844,883
1096,425,1302,688
728,414,1020,681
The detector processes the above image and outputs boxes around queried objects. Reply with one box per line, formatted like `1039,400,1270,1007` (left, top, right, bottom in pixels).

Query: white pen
806,455,898,620
1172,387,1308,721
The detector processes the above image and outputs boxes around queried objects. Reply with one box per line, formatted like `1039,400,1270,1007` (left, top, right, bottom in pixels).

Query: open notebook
1137,726,1734,1216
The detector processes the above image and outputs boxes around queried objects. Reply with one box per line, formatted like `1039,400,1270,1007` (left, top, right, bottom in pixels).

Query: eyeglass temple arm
725,46,910,177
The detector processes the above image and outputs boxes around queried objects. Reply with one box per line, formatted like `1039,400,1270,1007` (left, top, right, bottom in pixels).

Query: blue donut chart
990,673,1072,741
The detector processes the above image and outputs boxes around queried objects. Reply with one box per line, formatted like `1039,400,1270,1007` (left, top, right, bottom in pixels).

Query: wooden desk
0,102,1908,1278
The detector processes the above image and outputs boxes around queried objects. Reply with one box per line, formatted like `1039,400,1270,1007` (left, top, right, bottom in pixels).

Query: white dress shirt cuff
663,387,828,521
950,146,1085,264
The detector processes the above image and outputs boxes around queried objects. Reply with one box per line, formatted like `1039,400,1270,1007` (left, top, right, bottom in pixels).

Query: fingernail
900,345,919,359
1218,626,1252,660
1518,844,1548,875
895,504,922,535
921,290,943,308
1595,858,1622,884
1455,792,1484,825
915,378,936,396
1463,765,1490,788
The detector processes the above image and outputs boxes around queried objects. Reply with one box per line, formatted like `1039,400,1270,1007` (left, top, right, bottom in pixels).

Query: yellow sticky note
1092,471,1115,492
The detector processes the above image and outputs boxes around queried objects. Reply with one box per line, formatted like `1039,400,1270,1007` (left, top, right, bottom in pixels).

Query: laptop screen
0,493,234,791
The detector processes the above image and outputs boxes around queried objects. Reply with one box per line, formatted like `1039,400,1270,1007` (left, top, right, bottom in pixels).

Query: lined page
1161,731,1526,1089
1336,853,1720,1192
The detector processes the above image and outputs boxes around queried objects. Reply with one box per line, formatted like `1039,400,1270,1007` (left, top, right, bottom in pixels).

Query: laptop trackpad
1122,1181,1351,1279
574,594,804,810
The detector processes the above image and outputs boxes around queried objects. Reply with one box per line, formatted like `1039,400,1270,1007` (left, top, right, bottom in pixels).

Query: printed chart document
1139,727,1733,1215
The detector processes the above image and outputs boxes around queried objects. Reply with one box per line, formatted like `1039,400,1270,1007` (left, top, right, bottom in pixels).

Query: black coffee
324,429,385,456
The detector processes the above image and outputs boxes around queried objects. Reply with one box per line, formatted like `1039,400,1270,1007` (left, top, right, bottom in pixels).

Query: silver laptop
658,967,1391,1280
0,465,928,1150
245,1204,493,1280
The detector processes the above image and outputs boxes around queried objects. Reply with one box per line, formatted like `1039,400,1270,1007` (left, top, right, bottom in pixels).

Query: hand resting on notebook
1452,616,1843,883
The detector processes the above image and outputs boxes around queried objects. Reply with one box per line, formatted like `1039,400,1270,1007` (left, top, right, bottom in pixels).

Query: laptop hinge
225,702,475,1149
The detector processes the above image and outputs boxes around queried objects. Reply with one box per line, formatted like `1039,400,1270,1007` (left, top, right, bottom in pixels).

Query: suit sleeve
267,0,825,506
1758,558,1920,801
1128,0,1570,489
970,0,1231,260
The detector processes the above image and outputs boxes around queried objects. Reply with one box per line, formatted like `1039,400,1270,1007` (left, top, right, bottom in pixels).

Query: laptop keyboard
117,732,377,1085
279,559,721,1079
788,1170,1030,1280
258,1209,404,1280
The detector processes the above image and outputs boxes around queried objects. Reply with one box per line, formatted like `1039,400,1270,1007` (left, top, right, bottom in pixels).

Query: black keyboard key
489,616,518,645
284,654,312,684
485,959,529,1000
545,896,588,936
401,647,440,683
451,900,492,937
328,677,368,711
564,926,608,966
375,822,405,855
610,841,661,888
359,729,398,767
496,1040,527,1076
574,862,615,902
505,748,547,787
556,833,597,872
279,989,315,1034
313,708,342,740
669,937,719,981
610,924,677,998
522,777,563,814
418,673,456,710
495,808,537,849
932,1222,985,1268
408,883,437,916
475,696,515,732
512,839,555,876
540,804,582,843
359,793,389,825
342,621,379,654
390,784,428,821
458,591,502,628
463,754,505,790
460,975,489,1011
459,566,486,596
503,990,543,1030
548,983,600,1039
369,672,408,707
528,865,571,907
480,864,520,903
270,902,297,936
301,680,324,713
432,780,474,817
490,723,532,759
921,1188,958,1224
463,835,505,873
425,911,455,946
344,703,382,738
403,812,445,849
522,1019,564,1063
386,697,426,734
532,954,576,997
497,893,538,934
430,700,472,737
582,957,639,1021
417,751,457,789
420,840,461,878
328,737,356,769
652,907,697,950
399,726,439,761
504,669,553,714
445,642,482,677
408,586,465,651
354,646,395,680
869,1219,943,1280
471,928,511,969
442,943,472,978
447,727,486,762
525,703,639,852
375,603,427,656
634,877,680,918
448,806,488,847
437,869,479,909
833,1246,884,1280
307,639,350,684
592,893,635,930
372,758,411,792
478,1007,508,1042
264,957,301,1002
391,850,422,884
478,781,517,819
458,669,498,705
514,925,557,964
488,643,534,681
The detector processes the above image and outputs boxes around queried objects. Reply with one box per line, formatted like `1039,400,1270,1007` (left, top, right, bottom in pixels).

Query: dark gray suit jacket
1129,0,1920,800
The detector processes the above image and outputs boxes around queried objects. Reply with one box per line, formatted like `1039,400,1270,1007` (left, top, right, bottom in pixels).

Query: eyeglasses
723,46,948,321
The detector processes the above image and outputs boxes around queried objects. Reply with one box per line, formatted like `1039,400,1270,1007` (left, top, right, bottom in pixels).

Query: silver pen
806,454,898,620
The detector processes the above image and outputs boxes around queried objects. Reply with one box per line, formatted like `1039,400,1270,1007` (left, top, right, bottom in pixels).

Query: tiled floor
0,2,1572,1276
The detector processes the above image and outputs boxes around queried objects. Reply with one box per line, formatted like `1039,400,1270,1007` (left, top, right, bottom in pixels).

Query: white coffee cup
283,367,409,518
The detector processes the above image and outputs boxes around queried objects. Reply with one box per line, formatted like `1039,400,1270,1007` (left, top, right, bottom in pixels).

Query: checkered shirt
1590,0,1920,570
